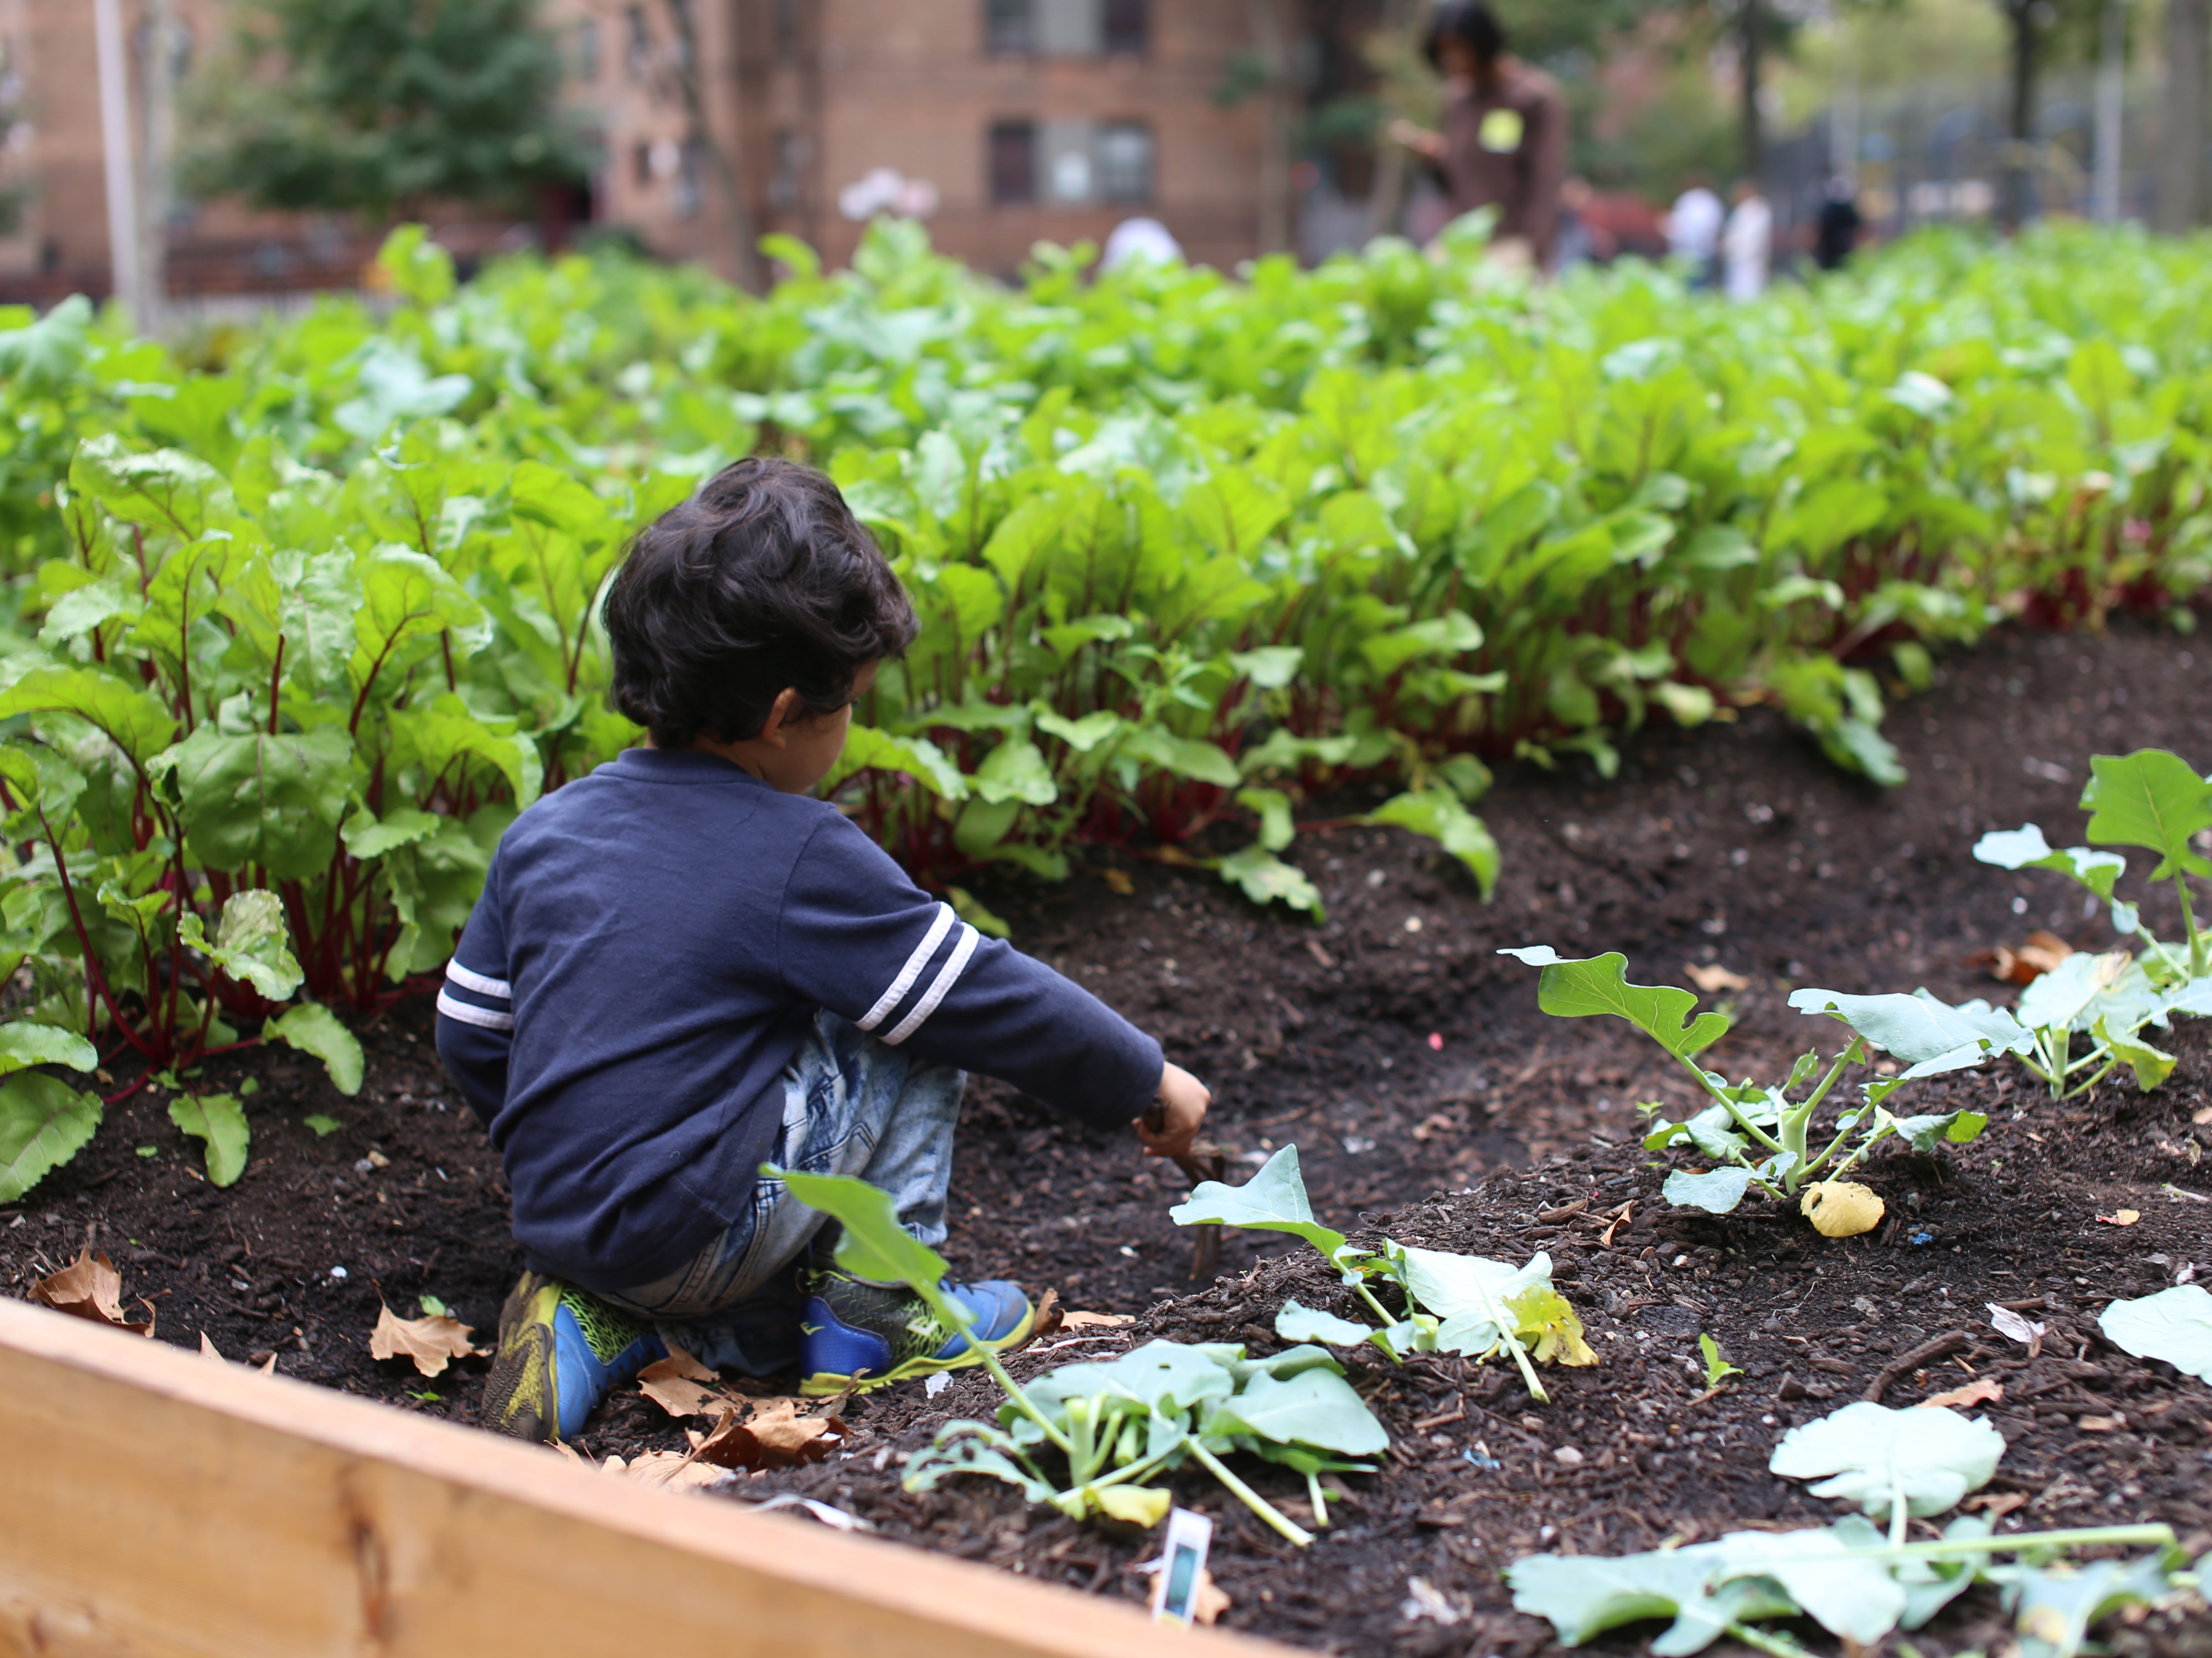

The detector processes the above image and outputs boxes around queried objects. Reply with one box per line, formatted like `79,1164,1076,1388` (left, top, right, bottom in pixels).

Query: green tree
181,0,589,219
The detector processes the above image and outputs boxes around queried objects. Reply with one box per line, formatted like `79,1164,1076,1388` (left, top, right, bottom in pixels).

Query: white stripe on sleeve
856,902,956,1033
444,959,512,1000
436,988,514,1032
884,924,981,1047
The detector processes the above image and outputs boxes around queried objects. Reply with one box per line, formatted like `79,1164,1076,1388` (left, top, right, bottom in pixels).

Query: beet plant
1501,949,1991,1221
777,1164,1388,1546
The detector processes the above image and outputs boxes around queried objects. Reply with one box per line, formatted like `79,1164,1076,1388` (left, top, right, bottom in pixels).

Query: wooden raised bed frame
0,1298,1292,1658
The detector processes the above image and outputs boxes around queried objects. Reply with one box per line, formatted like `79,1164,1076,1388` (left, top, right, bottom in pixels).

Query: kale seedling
1501,948,1991,1219
1973,748,2212,1097
1169,1145,1596,1402
776,1163,1385,1546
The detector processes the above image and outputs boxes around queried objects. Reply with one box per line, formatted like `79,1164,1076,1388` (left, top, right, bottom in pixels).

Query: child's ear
757,687,802,749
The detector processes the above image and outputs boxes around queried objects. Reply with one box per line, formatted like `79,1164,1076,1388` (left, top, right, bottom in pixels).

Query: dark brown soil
6,616,2210,1656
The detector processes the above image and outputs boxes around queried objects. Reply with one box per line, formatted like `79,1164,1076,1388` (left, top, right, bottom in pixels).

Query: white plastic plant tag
1151,1507,1215,1626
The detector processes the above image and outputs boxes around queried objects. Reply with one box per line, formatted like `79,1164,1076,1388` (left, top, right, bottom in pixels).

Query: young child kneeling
436,458,1211,1443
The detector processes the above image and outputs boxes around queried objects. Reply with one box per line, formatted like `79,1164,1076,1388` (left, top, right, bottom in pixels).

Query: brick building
0,0,1292,304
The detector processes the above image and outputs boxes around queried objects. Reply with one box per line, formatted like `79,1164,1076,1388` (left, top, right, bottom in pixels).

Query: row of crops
0,218,2205,1178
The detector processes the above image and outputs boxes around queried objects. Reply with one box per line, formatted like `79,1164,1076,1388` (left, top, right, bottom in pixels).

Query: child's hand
1137,1063,1210,1160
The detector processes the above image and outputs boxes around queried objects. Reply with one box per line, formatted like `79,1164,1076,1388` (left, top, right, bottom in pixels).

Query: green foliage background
0,217,2203,1094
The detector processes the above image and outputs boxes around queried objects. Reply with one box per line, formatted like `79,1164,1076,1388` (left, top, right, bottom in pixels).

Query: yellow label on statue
1478,108,1525,154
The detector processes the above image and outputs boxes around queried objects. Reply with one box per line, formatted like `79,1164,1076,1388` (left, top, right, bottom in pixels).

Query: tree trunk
1740,0,1765,181
1247,0,1292,257
2157,0,2210,229
2092,0,2124,223
2001,0,2039,229
1363,0,1418,243
662,0,763,293
138,0,179,335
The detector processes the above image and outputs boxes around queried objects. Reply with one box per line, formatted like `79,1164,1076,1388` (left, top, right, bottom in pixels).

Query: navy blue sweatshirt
434,748,1163,1290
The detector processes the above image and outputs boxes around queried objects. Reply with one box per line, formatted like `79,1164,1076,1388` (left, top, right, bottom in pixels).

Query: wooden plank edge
0,1297,1298,1658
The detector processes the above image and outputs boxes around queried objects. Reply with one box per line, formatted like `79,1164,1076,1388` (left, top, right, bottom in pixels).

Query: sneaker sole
798,1305,1035,1396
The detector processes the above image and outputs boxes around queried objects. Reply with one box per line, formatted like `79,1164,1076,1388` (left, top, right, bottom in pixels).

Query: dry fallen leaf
1973,930,2074,986
198,1332,225,1364
1964,1491,2030,1518
1685,963,1750,993
1799,1180,1885,1238
1191,1567,1232,1626
1027,1286,1063,1340
606,1450,730,1491
689,1398,848,1472
1061,1310,1137,1330
2078,1414,2127,1433
2096,1209,2141,1227
30,1248,154,1336
639,1372,730,1418
368,1303,483,1378
1919,1377,2004,1410
1101,867,1134,896
647,1341,718,1383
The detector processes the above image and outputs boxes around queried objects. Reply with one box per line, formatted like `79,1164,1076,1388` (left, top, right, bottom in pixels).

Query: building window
633,139,655,186
989,120,1037,204
1102,0,1147,55
625,5,652,79
1096,121,1153,202
574,18,602,81
986,0,1033,55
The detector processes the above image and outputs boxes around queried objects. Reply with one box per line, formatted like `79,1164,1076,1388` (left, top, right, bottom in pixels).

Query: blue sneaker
480,1271,667,1443
799,1269,1033,1396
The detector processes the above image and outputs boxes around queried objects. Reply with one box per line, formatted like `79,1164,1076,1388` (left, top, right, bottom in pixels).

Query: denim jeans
597,1009,966,1374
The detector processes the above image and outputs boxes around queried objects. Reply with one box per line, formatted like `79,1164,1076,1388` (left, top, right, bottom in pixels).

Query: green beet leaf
1663,1166,1753,1214
2096,1284,2212,1384
1368,790,1499,898
2003,1549,2187,1658
1218,844,1324,919
0,1073,103,1203
263,1003,364,1095
1768,1401,2005,1519
169,1092,249,1187
0,1021,98,1078
153,727,353,882
180,891,305,1002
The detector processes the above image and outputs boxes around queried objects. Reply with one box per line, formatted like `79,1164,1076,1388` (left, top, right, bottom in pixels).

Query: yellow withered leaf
1800,1180,1884,1238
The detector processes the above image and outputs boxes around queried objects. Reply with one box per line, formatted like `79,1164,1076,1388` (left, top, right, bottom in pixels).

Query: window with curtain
988,120,1038,203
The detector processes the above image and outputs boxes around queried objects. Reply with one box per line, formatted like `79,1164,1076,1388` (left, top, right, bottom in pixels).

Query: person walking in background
1666,173,1724,288
1721,177,1773,300
1813,176,1863,272
1553,177,1617,272
1387,1,1567,272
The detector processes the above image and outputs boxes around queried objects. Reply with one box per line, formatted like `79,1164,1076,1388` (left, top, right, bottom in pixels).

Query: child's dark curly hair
601,457,917,750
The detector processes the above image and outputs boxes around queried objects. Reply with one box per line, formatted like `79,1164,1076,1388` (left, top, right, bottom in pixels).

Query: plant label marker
1151,1507,1214,1626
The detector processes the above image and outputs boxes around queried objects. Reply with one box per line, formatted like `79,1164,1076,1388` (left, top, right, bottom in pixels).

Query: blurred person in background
1812,176,1863,273
1721,178,1773,301
1553,177,1617,272
1666,173,1724,289
1388,1,1567,272
1101,217,1184,272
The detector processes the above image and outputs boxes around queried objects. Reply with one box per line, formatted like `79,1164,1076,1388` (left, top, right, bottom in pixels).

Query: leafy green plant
1500,948,1989,1219
1698,1334,1741,1387
1768,1401,2005,1546
0,1022,102,1202
2098,1284,2212,1384
1509,1519,2188,1658
775,1162,1386,1546
1168,1145,1596,1402
1972,749,2212,1096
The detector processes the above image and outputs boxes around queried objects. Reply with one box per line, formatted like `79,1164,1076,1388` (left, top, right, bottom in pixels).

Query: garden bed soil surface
6,617,2212,1656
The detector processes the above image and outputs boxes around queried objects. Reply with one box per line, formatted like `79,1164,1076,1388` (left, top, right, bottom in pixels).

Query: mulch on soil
5,617,2210,1656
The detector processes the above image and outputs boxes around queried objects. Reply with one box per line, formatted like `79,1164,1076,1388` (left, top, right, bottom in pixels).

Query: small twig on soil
1863,1329,1970,1403
1411,1398,1466,1431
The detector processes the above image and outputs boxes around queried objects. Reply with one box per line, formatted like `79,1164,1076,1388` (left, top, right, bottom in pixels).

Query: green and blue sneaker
480,1271,667,1443
798,1268,1032,1396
